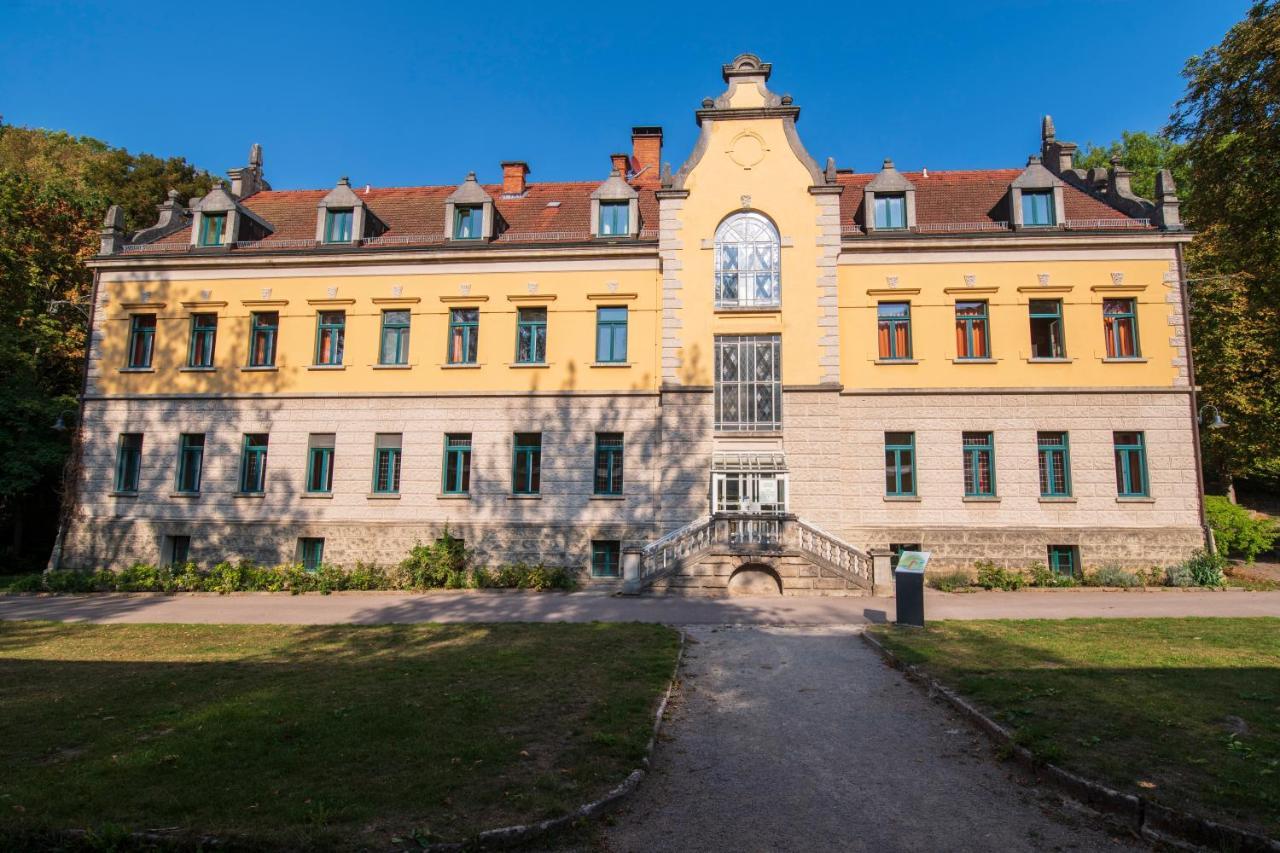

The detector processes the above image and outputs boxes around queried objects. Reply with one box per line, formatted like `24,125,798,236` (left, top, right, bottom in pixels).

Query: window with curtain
873,194,906,229
714,212,780,308
453,206,482,240
1103,299,1140,359
115,433,143,492
306,434,335,493
199,213,226,247
962,432,996,497
324,209,353,243
1113,431,1148,497
1029,299,1066,359
599,201,629,236
877,302,912,360
175,434,204,494
314,311,345,365
188,313,217,368
954,301,989,359
379,310,411,365
249,312,278,367
1021,190,1055,226
516,307,547,364
127,314,156,368
448,308,479,364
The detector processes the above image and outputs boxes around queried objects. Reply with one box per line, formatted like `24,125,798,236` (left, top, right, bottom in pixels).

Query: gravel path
599,626,1141,853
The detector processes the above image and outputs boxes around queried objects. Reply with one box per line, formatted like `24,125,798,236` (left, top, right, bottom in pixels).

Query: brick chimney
610,152,630,177
631,127,662,186
501,161,530,196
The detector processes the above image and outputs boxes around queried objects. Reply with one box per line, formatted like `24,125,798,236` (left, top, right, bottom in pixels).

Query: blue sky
0,0,1249,190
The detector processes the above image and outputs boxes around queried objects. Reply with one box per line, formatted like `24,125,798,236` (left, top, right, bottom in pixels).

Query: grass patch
0,621,680,850
870,618,1280,838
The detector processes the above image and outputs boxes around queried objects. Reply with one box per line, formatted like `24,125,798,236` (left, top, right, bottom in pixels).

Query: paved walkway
599,626,1139,852
1,588,1278,625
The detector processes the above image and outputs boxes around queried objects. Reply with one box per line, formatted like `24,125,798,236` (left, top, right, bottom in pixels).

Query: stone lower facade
63,386,1207,581
647,553,868,597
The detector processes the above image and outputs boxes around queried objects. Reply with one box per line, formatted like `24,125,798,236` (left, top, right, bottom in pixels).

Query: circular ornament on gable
728,131,769,170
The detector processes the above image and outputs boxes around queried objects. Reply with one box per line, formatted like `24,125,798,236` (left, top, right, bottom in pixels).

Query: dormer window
873,194,907,230
599,201,630,236
1022,190,1056,227
199,213,226,247
454,205,483,240
324,208,353,243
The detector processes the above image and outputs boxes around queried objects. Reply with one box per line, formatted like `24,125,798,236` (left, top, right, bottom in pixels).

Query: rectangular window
1103,298,1140,359
1047,545,1078,577
306,434,335,494
198,212,226,247
1022,190,1055,226
954,301,990,359
873,194,907,229
239,433,269,494
599,201,630,236
127,314,156,368
1037,431,1072,497
512,432,541,495
1114,431,1149,497
453,205,482,240
373,434,402,494
515,307,547,364
167,535,191,566
712,467,788,514
443,433,472,495
594,433,624,496
315,311,345,366
595,306,628,363
187,313,217,368
592,540,622,578
114,433,143,492
1029,299,1066,359
175,433,204,494
379,310,411,365
962,431,996,497
299,537,325,573
884,432,916,497
714,335,782,432
877,302,912,360
324,208,353,243
249,311,278,367
448,308,479,364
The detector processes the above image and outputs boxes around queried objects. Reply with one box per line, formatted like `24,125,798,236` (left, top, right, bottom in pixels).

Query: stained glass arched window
714,212,780,308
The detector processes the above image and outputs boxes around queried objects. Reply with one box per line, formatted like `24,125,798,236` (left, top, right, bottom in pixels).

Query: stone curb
420,628,687,852
860,630,1280,853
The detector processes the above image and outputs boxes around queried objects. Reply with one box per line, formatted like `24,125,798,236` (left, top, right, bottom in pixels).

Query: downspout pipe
1176,242,1214,553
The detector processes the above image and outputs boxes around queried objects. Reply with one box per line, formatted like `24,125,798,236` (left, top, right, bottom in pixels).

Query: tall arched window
715,212,780,308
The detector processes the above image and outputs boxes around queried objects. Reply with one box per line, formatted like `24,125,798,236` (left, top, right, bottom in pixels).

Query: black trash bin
894,566,925,627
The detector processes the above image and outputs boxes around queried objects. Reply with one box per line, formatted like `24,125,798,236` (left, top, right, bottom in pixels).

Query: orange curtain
894,323,909,357
955,321,966,356
878,323,891,359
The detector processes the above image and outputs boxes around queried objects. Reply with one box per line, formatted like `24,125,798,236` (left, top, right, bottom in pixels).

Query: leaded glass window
714,335,781,432
714,212,780,308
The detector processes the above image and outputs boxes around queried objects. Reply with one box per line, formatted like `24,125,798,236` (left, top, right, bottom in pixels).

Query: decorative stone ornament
391,285,403,297
727,131,769,170
459,283,471,295
200,290,212,300
964,275,976,288
607,281,619,293
1111,272,1125,286
1037,273,1050,286
326,287,338,298
886,276,899,289
527,282,538,294
261,288,272,299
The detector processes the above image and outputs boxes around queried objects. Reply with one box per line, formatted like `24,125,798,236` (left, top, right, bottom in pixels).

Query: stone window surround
863,158,917,233
1009,156,1066,230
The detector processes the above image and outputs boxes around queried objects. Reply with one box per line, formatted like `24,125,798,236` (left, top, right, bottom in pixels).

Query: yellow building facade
70,55,1205,592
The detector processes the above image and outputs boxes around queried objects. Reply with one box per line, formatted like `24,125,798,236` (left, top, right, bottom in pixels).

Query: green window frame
300,537,325,573
1047,545,1078,577
515,307,547,364
595,306,628,363
447,308,479,364
873,194,906,230
599,201,629,236
324,208,353,243
1113,431,1149,497
1103,298,1141,359
249,311,278,367
453,205,483,240
115,433,143,492
314,311,345,366
127,314,156,368
443,434,472,495
877,302,912,360
1029,299,1066,359
1021,190,1056,226
306,434,335,494
1037,431,1072,497
592,540,621,578
373,434,402,494
188,313,217,368
594,433,624,496
962,431,996,497
239,434,269,494
379,310,411,365
168,535,191,566
954,301,990,359
198,212,226,247
175,433,204,494
512,432,541,495
884,431,916,497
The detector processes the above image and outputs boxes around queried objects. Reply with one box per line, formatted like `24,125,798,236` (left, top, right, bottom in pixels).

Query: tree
1168,0,1280,498
1074,131,1187,202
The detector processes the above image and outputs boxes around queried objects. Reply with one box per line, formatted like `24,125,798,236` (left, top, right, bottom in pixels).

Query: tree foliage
1074,131,1188,202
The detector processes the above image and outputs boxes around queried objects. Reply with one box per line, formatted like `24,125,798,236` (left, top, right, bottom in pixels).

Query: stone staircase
624,513,875,597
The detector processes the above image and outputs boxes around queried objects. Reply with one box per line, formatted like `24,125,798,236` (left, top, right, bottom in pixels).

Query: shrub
489,562,574,590
345,562,388,591
1086,564,1142,588
927,570,972,592
1028,560,1078,588
1182,549,1227,587
116,562,161,592
5,573,44,592
1165,562,1194,587
975,560,1024,591
1205,496,1278,563
400,530,469,589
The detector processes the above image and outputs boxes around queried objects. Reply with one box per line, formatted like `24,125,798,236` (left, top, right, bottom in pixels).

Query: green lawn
0,621,680,850
870,618,1280,838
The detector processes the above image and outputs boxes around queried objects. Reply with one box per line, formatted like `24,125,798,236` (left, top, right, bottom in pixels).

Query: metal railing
1061,218,1151,230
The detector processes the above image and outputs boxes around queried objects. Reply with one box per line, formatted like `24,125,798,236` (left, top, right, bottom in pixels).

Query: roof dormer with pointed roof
443,172,496,241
